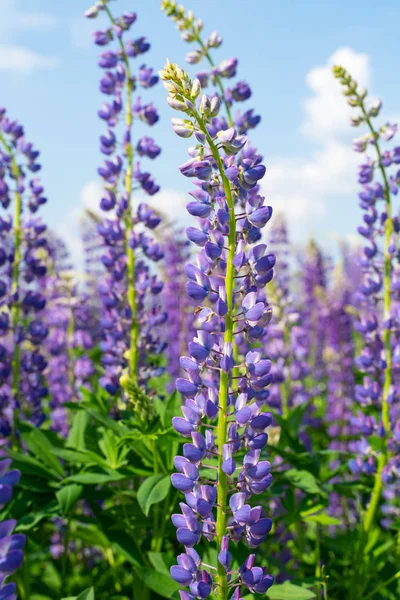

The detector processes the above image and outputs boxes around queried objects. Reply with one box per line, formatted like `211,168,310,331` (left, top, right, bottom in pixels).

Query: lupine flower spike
160,59,275,599
333,65,400,592
86,0,166,406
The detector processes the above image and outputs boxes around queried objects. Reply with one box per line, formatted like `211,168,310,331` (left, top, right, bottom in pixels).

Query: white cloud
0,46,57,73
0,1,58,74
0,0,57,38
144,188,190,225
80,180,103,213
302,47,371,142
265,47,372,238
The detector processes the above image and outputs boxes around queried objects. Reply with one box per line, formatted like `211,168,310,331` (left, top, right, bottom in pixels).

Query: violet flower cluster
0,459,25,598
160,60,275,599
86,1,166,401
0,108,50,436
334,66,400,523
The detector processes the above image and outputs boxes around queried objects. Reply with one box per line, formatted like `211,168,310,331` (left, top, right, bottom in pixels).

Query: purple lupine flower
86,1,166,402
160,57,275,597
42,240,96,436
163,233,196,392
333,66,400,526
0,459,25,596
0,109,51,434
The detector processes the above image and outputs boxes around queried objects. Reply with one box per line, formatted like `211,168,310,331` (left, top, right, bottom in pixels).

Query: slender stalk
102,1,138,383
192,34,234,128
0,133,22,435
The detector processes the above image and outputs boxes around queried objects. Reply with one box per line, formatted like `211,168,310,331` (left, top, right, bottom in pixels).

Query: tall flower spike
0,108,51,436
0,459,25,597
334,65,400,591
160,60,275,599
86,0,166,402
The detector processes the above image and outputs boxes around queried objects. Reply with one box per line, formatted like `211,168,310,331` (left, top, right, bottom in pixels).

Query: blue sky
0,0,399,260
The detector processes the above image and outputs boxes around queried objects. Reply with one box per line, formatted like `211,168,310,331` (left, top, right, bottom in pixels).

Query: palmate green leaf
15,500,60,531
56,484,83,516
284,469,322,495
6,450,58,481
19,425,65,478
134,567,179,599
137,474,170,516
267,582,316,599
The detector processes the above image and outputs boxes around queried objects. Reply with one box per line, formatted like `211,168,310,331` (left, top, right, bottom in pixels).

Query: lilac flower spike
86,0,166,403
0,460,25,597
160,59,275,598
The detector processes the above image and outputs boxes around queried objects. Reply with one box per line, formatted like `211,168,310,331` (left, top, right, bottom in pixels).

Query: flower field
0,1,399,599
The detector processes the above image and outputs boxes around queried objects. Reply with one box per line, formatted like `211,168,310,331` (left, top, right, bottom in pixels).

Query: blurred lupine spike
0,108,51,435
334,65,400,587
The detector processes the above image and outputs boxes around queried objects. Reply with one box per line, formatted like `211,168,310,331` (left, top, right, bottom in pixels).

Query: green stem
195,113,235,600
102,1,138,383
315,525,321,598
364,570,400,600
0,134,22,437
193,35,234,128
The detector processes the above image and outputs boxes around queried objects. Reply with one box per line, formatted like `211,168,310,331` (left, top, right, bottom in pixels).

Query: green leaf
15,501,60,531
52,448,109,469
303,512,341,526
72,524,110,549
137,474,170,516
6,450,58,481
284,469,321,495
66,472,126,485
66,410,89,451
148,552,170,576
62,588,95,600
20,426,65,478
56,484,83,516
134,568,179,599
267,582,316,599
76,588,95,600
